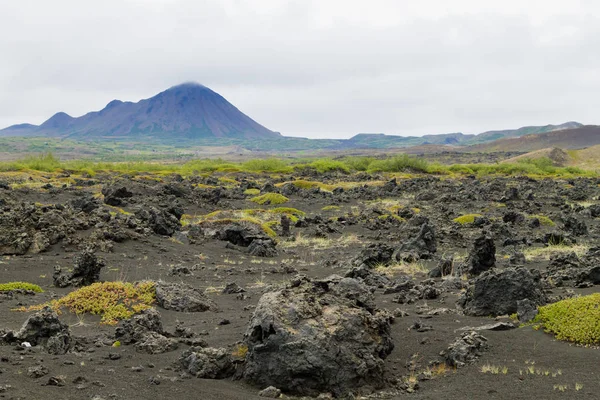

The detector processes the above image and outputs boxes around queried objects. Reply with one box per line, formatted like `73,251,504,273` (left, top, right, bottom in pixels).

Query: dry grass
523,243,589,261
279,233,361,250
374,261,427,277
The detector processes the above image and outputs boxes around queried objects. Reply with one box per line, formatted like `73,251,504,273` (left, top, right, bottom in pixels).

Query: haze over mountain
0,83,280,140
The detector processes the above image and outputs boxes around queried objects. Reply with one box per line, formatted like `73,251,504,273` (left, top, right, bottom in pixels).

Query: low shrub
535,293,600,345
0,282,43,293
21,281,155,325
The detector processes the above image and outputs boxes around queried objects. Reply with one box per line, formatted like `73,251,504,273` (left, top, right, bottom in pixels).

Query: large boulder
353,243,394,268
216,224,269,247
115,308,178,354
465,234,496,276
242,275,394,397
53,249,105,288
441,331,488,367
155,281,216,312
135,206,180,236
101,186,133,206
458,267,547,316
12,307,72,355
179,347,236,379
396,222,437,261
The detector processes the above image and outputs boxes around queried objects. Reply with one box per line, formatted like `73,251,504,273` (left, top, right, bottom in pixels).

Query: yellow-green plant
453,214,482,225
535,293,600,345
0,282,43,293
19,281,155,325
250,193,289,205
243,188,260,195
528,214,555,227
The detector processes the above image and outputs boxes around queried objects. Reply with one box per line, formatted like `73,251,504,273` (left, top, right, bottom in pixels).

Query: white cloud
0,0,598,137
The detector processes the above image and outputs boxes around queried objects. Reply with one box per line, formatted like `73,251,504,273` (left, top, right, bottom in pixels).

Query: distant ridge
0,84,588,150
0,83,280,140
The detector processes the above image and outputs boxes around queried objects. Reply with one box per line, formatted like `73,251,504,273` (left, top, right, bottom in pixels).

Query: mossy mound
535,293,600,345
453,214,483,225
250,193,289,205
0,282,43,293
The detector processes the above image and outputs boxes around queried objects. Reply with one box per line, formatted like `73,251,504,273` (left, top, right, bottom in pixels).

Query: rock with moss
242,275,394,397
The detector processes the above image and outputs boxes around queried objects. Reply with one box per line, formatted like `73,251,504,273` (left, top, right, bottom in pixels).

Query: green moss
322,205,341,211
377,214,406,222
243,188,260,195
250,193,289,205
535,294,600,345
0,282,43,293
453,214,483,225
528,215,555,227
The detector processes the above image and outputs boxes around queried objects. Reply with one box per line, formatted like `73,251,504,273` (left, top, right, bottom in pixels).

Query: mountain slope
0,83,280,140
471,121,583,143
467,125,600,152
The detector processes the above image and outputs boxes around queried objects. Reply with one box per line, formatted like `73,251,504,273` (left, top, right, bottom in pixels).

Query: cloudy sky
1,0,598,138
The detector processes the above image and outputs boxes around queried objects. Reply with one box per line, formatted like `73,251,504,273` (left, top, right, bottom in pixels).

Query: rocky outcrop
458,267,547,317
242,275,394,397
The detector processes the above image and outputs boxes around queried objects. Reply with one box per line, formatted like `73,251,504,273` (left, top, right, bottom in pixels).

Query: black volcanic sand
0,170,599,400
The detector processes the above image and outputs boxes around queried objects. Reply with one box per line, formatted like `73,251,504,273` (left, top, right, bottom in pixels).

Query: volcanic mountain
0,83,280,140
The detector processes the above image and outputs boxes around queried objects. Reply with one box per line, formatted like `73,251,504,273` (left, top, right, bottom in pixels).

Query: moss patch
0,282,43,293
250,193,289,205
453,214,483,225
535,293,600,345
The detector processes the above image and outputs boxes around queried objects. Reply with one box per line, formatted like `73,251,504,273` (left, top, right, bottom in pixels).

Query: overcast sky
1,0,598,139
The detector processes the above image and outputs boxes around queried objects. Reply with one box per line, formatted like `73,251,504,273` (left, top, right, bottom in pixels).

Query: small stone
258,385,282,398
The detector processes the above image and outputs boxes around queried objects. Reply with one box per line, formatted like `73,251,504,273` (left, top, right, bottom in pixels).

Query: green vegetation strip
0,152,596,178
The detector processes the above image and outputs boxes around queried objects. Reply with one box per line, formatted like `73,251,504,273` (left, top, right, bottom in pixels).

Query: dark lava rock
101,186,133,206
562,215,587,236
517,299,538,323
217,224,269,247
179,347,235,379
396,222,437,261
465,234,496,276
442,331,488,368
115,308,178,354
135,206,181,236
242,275,393,397
10,307,72,355
247,239,278,257
53,249,105,288
155,281,216,312
428,257,453,278
458,267,547,317
353,243,395,268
